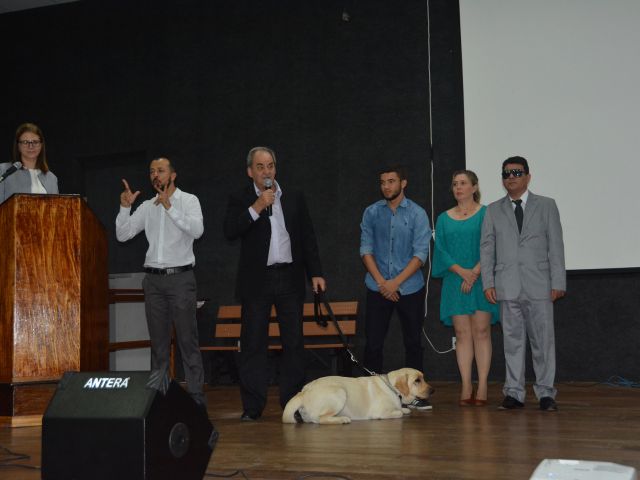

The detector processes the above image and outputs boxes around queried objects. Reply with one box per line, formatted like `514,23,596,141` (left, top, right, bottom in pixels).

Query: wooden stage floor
1,382,639,479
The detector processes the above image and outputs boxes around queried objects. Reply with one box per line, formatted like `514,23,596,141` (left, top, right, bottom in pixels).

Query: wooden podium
0,194,108,427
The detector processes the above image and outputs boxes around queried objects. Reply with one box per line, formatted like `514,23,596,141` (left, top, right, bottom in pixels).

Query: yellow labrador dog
282,368,433,424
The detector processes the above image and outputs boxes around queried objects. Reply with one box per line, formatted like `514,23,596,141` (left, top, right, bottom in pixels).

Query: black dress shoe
539,397,558,411
240,411,261,421
498,395,525,410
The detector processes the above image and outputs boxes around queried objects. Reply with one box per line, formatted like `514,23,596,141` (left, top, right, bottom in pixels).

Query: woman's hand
457,267,478,286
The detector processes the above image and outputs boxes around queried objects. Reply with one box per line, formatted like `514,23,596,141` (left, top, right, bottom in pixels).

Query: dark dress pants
239,265,305,415
142,270,205,406
363,286,426,373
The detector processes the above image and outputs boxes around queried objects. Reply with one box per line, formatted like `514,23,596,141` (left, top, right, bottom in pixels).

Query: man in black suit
224,146,326,421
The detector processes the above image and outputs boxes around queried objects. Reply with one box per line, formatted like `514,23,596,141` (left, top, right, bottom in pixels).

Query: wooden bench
206,302,357,375
207,302,357,350
109,289,358,375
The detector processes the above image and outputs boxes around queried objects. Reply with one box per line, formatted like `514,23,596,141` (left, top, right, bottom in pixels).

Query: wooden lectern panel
80,200,109,372
0,194,108,385
0,201,17,382
13,196,82,381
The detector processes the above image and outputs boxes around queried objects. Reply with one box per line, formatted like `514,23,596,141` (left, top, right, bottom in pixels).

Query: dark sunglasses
502,169,525,179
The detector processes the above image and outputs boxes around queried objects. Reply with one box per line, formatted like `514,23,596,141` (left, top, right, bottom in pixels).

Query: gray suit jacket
0,162,59,204
480,192,566,301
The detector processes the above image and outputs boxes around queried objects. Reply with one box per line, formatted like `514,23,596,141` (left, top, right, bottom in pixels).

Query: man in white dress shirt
116,157,206,409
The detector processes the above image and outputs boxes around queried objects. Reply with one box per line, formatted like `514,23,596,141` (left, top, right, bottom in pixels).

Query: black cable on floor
296,474,352,480
0,444,40,470
204,469,250,479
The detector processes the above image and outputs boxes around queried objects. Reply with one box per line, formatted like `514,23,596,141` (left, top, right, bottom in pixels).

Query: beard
151,178,172,192
381,188,402,202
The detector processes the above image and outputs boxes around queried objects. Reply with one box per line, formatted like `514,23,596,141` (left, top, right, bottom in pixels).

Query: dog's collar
378,374,402,400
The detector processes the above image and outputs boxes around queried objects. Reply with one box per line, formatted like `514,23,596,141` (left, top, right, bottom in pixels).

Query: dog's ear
394,373,410,397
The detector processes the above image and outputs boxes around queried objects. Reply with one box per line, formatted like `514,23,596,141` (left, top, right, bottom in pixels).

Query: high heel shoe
459,393,475,407
473,398,487,407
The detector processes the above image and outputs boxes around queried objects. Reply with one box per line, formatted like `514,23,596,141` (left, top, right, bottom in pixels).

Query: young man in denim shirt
360,165,431,409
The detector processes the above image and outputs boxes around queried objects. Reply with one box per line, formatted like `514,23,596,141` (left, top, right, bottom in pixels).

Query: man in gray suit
480,156,565,411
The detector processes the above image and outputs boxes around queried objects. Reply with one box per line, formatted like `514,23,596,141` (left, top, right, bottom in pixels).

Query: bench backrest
215,301,358,338
216,301,358,320
215,320,356,338
107,290,358,339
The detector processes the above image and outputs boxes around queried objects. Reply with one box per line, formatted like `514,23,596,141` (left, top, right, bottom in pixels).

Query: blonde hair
451,169,480,203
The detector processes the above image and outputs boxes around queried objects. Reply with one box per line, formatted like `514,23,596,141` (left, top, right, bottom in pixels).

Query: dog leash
313,291,375,378
313,291,405,401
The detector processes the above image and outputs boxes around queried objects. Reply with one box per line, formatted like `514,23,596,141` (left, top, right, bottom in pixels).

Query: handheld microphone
0,161,23,183
263,178,273,216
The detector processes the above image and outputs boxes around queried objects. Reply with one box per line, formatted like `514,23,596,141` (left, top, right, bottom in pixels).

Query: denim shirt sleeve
359,205,375,256
411,205,431,264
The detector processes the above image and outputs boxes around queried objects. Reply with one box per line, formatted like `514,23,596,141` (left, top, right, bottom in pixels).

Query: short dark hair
379,164,407,181
502,156,529,174
150,156,175,173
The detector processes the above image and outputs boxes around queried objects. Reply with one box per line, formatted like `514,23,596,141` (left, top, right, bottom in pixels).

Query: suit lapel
280,188,290,232
500,196,519,233
37,171,46,192
522,192,539,233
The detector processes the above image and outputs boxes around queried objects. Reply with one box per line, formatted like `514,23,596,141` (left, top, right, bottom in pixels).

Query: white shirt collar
509,189,529,206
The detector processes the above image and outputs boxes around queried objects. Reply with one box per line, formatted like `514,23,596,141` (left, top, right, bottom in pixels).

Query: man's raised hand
120,179,140,207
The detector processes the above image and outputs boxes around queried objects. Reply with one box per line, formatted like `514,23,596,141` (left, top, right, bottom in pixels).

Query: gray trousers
142,270,205,405
501,293,557,402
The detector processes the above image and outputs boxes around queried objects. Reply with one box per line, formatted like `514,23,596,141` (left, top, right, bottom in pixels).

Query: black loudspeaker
42,371,218,480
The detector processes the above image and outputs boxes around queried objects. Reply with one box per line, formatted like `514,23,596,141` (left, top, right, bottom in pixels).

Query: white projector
531,459,637,480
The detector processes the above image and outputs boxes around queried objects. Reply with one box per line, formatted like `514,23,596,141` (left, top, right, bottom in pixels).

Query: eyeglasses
18,140,42,147
502,169,525,179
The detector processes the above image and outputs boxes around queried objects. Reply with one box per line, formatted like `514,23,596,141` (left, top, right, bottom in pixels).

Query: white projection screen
459,0,640,270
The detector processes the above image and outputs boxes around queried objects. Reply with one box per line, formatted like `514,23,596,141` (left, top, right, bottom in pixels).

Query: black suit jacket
223,183,323,301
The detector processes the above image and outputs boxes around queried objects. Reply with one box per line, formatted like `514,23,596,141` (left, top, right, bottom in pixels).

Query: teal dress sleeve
433,212,455,278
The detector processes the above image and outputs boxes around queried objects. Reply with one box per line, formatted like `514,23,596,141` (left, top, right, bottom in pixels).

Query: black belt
266,263,292,270
144,264,193,275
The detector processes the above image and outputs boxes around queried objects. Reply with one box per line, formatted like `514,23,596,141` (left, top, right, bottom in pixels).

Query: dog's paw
382,410,405,419
318,415,351,425
402,407,411,415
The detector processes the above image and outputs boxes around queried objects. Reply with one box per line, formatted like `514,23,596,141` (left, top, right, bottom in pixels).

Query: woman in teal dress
433,170,499,406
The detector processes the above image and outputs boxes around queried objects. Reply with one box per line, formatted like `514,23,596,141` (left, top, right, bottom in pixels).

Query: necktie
513,199,523,233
